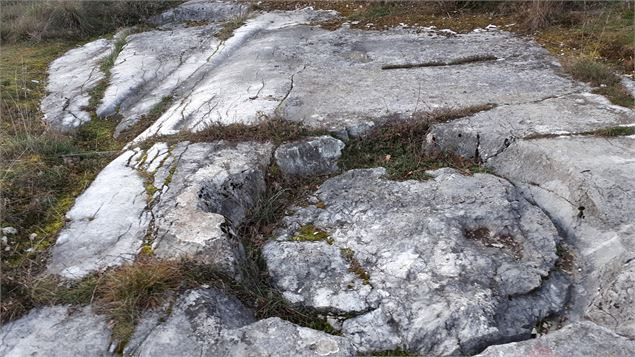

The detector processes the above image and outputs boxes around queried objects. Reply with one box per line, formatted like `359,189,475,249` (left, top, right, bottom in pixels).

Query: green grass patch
565,57,621,87
593,85,635,108
350,3,392,21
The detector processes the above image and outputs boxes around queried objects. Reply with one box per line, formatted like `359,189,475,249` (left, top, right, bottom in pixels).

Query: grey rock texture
133,8,338,142
149,141,272,276
131,288,255,356
426,93,634,161
275,136,345,176
213,317,357,357
134,22,582,142
487,136,635,329
96,25,222,135
587,260,635,338
41,39,112,130
150,0,249,26
47,141,272,279
263,168,569,355
36,1,635,355
130,288,354,357
477,321,635,357
48,149,150,279
48,6,589,140
0,306,112,357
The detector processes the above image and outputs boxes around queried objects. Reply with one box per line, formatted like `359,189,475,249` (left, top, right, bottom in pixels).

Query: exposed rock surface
622,76,635,98
133,21,583,142
129,288,354,357
132,8,339,142
487,136,635,328
426,93,634,161
48,141,272,279
0,306,111,357
36,1,635,355
263,168,569,355
48,149,150,279
44,6,592,142
587,259,635,338
149,141,272,276
96,25,222,135
275,136,345,176
477,321,635,357
41,39,112,130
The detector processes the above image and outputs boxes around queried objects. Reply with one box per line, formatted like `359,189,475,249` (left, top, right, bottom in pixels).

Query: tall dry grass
0,0,178,42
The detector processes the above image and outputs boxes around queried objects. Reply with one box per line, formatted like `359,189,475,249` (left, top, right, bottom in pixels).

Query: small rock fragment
274,136,345,177
2,227,17,235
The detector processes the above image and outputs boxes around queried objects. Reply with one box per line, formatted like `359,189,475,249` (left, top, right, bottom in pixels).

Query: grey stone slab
263,168,569,355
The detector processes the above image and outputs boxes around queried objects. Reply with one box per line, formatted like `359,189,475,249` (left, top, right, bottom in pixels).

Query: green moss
290,224,333,244
163,164,177,187
139,245,154,256
305,318,341,335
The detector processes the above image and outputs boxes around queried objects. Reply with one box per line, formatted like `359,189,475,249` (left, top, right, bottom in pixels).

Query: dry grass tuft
216,12,249,41
340,104,495,180
94,258,183,349
141,117,328,149
0,0,177,43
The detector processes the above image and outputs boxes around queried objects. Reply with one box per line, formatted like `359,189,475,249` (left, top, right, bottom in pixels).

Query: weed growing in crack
340,105,495,180
340,248,370,284
139,117,329,149
555,243,576,274
94,258,183,351
216,12,249,41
